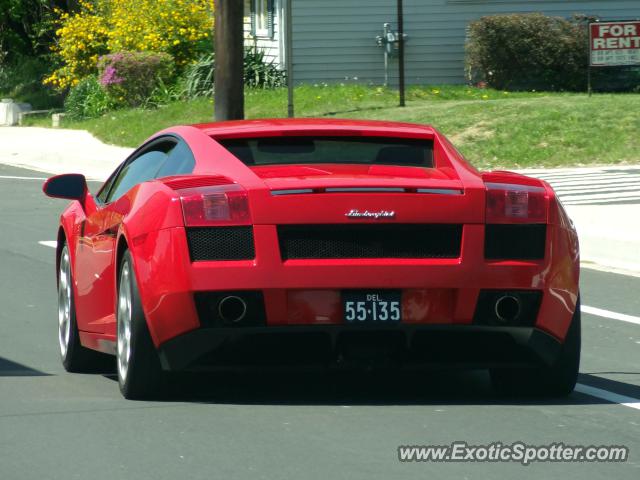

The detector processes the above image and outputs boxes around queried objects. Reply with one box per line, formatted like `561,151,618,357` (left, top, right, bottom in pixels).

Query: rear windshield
218,136,434,168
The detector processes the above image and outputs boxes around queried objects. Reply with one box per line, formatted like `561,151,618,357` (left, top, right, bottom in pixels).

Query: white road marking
582,305,640,326
555,183,640,193
35,239,640,409
581,262,640,278
0,175,47,180
561,190,640,202
543,174,640,183
575,383,640,411
532,169,640,205
567,195,640,205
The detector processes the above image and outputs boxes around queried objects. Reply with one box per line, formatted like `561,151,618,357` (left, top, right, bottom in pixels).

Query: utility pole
286,0,294,117
214,0,244,121
397,0,406,107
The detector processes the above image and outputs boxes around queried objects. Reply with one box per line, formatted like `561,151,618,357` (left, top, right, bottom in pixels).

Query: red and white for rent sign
590,21,640,66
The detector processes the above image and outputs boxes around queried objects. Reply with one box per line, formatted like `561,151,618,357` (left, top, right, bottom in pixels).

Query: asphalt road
0,164,638,480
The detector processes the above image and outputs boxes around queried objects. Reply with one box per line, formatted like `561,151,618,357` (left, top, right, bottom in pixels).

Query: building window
251,0,274,38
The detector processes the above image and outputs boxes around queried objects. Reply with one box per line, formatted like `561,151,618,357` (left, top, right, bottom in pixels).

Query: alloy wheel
117,262,133,382
58,247,72,358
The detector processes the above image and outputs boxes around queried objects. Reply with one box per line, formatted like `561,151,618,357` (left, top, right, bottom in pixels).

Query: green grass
23,84,640,169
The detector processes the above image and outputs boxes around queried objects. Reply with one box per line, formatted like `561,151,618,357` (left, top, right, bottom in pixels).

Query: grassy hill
23,85,640,169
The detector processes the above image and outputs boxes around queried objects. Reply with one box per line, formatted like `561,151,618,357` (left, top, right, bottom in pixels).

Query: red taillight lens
180,184,251,226
486,182,547,223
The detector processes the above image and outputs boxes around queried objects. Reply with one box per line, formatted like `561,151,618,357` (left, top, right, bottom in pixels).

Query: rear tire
58,243,113,372
490,296,581,397
117,250,165,400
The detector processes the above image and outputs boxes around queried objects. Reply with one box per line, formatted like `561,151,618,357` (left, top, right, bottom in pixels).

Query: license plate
342,291,402,323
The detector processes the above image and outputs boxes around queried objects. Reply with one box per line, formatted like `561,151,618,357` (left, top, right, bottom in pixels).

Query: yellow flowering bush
45,2,109,90
45,0,214,90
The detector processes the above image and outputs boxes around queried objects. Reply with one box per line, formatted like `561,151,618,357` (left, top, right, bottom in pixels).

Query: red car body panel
49,119,579,369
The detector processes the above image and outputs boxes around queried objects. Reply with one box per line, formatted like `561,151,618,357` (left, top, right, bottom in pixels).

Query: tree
0,0,72,62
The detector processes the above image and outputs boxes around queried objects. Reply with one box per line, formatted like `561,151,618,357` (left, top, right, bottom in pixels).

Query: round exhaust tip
494,295,521,323
218,296,247,323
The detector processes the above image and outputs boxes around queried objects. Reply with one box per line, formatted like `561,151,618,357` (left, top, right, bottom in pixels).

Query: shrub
466,13,587,91
64,76,112,118
244,48,286,89
146,78,183,108
182,53,215,98
98,51,174,107
182,48,285,98
45,0,214,90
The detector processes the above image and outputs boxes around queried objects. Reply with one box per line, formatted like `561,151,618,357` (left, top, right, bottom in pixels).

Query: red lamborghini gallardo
43,119,580,399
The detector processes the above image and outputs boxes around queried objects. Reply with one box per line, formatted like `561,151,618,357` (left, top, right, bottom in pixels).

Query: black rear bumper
157,324,561,372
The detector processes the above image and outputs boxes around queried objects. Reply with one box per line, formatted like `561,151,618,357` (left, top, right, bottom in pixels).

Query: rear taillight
180,184,251,226
485,183,547,223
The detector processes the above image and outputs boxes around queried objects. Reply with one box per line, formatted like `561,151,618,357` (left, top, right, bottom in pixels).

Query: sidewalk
1,126,638,274
519,166,640,275
562,204,640,274
0,126,131,180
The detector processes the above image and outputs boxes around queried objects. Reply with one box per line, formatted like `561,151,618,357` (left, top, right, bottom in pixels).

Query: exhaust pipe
494,295,521,323
218,296,248,323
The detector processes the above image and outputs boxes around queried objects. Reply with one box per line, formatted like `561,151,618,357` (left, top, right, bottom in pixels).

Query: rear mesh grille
186,227,255,261
278,224,462,260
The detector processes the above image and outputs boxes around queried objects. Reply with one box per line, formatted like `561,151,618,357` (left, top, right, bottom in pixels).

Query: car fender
57,201,86,286
115,183,198,346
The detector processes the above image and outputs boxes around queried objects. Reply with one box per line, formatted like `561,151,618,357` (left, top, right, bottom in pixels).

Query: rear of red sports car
123,120,579,396
46,119,580,399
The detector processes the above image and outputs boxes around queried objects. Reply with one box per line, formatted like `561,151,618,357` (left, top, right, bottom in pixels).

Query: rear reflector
485,182,547,223
180,184,250,226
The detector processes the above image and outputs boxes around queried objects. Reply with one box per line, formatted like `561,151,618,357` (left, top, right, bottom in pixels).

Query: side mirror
43,173,88,201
